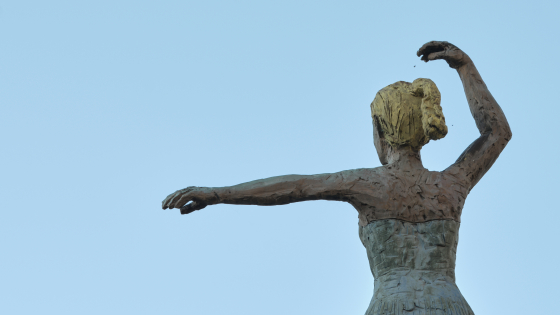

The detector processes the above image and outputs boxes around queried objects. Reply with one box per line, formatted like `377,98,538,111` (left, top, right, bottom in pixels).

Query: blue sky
1,1,559,314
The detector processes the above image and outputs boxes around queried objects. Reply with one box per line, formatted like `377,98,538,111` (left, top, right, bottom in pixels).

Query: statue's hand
162,186,212,214
417,41,471,69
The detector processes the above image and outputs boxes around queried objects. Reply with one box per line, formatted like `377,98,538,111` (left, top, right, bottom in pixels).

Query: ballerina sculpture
162,41,511,315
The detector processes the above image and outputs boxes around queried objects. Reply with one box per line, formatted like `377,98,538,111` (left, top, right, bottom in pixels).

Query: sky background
1,1,559,314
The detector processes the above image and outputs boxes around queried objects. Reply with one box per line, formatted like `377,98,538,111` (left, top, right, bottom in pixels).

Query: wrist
452,54,473,71
198,187,220,205
455,64,475,81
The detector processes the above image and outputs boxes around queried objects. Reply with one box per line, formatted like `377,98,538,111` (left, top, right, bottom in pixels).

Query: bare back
346,166,469,226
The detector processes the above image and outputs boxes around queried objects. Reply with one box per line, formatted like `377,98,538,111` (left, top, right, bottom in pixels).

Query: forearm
456,61,512,139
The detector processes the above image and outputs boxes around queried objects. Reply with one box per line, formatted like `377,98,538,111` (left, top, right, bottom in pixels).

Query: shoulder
440,166,470,192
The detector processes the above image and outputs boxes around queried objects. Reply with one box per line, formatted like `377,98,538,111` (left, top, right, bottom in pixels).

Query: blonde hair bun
411,78,448,141
370,78,447,149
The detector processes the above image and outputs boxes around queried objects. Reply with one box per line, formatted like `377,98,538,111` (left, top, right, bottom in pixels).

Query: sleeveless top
359,219,474,315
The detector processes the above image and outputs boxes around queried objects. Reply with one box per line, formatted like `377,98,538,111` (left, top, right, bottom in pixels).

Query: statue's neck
386,146,424,170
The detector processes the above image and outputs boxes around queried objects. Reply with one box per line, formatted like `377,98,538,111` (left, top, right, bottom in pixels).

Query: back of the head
371,78,448,151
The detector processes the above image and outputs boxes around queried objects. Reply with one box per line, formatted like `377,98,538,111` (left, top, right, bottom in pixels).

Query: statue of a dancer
162,41,511,315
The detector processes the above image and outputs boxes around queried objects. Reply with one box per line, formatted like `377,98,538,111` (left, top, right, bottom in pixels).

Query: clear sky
1,1,558,314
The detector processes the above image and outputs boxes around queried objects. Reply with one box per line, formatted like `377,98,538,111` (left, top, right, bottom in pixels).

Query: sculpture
162,41,511,315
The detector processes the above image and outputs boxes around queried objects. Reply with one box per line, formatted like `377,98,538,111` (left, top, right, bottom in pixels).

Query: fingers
167,192,184,209
417,41,456,63
180,201,207,215
162,187,194,209
174,193,193,208
180,202,197,215
417,41,447,57
161,186,209,213
424,51,446,62
162,192,179,209
417,41,468,69
168,193,187,209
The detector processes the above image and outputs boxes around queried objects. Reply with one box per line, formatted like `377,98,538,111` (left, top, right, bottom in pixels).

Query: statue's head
371,78,448,165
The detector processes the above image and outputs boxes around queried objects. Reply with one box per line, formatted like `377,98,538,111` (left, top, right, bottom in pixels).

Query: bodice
359,219,474,315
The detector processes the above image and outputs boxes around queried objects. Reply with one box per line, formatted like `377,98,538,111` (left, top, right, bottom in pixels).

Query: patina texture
175,164,469,226
161,41,512,315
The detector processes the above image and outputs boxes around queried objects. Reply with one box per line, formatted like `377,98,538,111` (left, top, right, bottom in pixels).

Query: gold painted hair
371,78,448,149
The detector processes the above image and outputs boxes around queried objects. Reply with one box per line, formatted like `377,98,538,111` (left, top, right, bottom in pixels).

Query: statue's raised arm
417,41,512,190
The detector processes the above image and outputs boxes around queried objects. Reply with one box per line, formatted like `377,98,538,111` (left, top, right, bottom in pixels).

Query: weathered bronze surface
162,41,511,314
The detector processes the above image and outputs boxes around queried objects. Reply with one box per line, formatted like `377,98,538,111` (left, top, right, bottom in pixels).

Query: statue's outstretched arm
162,170,367,214
417,41,512,190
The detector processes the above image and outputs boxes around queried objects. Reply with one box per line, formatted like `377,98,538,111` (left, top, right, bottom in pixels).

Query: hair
370,78,447,149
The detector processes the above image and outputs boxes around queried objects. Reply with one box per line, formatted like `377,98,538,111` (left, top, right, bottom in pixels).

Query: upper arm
299,168,380,202
444,128,510,190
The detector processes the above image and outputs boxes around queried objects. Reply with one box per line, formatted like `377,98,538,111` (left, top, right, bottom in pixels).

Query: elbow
488,114,511,143
505,124,512,141
487,123,511,151
495,113,512,143
498,123,512,144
